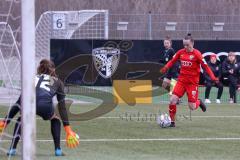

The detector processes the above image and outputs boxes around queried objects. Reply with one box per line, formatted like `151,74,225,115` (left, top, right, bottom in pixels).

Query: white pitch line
1,137,240,142
98,116,240,118
187,116,240,118
96,117,119,119
78,138,240,142
1,116,240,121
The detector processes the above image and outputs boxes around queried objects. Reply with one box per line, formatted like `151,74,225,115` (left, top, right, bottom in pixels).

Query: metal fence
108,13,240,40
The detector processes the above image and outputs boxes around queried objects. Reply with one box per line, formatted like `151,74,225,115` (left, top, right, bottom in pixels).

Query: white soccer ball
157,113,171,128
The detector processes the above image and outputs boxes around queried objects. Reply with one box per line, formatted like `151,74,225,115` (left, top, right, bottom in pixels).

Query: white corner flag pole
21,0,36,160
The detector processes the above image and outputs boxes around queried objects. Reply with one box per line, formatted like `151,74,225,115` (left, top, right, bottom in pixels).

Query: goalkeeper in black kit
0,59,79,156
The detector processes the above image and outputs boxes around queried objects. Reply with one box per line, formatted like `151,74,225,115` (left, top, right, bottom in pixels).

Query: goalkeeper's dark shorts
36,101,54,120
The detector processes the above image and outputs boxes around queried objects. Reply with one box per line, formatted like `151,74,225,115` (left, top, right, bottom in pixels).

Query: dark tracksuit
159,48,175,65
222,60,240,103
204,62,223,99
159,48,180,80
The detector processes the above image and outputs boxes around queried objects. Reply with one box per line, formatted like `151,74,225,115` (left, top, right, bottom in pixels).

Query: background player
159,36,175,65
161,36,180,92
160,34,218,127
160,36,181,104
204,54,223,104
0,59,79,156
222,52,240,103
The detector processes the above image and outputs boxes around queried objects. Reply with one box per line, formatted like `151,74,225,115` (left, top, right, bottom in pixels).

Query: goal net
36,10,109,61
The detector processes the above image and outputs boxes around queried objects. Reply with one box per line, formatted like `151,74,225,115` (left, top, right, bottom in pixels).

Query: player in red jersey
160,34,218,127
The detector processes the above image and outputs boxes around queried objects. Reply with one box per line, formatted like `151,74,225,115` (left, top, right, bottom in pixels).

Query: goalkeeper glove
0,120,7,134
64,125,80,148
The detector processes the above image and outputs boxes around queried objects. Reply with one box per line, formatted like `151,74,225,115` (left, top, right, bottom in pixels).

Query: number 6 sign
53,13,66,30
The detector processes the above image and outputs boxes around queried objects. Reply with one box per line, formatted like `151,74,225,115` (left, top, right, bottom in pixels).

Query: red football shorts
172,81,198,103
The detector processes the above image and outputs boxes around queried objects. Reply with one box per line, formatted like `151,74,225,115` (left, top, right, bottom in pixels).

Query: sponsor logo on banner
92,47,120,79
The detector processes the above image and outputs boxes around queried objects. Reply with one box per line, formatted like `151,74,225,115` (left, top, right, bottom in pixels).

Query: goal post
21,0,36,160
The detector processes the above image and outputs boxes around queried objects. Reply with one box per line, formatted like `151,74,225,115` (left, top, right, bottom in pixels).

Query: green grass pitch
0,102,240,160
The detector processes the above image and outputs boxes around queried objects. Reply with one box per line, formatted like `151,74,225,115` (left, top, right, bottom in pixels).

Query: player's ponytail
37,59,57,77
184,33,194,43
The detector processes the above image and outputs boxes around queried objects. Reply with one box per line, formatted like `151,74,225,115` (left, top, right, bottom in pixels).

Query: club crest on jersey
189,55,194,60
92,47,120,79
192,91,196,98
